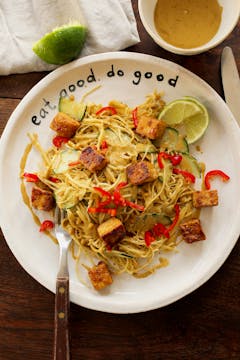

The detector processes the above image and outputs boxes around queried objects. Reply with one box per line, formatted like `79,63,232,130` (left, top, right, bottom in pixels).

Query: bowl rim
138,0,240,55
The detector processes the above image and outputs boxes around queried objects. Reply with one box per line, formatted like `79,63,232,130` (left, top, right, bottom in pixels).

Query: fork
53,206,72,360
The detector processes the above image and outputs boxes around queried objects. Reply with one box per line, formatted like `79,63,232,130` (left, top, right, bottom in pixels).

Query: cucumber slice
53,149,80,173
54,192,78,209
58,97,87,120
105,128,131,144
132,213,171,232
136,143,157,153
154,127,189,153
180,153,201,178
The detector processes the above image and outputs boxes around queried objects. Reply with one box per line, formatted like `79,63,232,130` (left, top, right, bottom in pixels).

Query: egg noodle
21,91,199,280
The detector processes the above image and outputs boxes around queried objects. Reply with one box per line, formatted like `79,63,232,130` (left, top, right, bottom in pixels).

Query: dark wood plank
0,72,48,99
0,98,20,134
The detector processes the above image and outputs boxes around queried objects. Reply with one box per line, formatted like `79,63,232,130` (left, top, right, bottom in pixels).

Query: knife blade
221,46,240,126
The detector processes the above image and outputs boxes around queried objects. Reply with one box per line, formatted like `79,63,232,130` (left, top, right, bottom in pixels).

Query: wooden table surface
0,2,239,359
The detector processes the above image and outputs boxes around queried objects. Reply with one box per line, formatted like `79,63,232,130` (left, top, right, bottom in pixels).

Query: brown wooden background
0,1,239,359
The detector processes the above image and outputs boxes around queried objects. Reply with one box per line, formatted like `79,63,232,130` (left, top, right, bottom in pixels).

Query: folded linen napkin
0,0,139,75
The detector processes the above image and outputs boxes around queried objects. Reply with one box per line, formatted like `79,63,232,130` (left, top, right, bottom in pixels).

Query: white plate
1,52,240,314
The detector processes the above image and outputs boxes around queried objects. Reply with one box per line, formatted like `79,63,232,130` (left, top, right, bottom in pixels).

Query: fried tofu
180,218,206,244
97,217,126,247
136,116,166,140
193,190,218,208
31,186,55,211
88,261,113,291
126,161,157,185
50,112,80,138
80,146,107,172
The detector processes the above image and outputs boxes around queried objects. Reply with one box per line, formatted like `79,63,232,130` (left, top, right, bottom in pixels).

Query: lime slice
159,97,209,144
159,99,202,125
33,23,87,65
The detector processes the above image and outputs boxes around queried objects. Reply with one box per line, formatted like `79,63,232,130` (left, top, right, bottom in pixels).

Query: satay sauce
154,0,223,49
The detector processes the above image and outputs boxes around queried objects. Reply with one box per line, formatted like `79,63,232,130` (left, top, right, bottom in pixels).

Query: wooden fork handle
53,277,70,360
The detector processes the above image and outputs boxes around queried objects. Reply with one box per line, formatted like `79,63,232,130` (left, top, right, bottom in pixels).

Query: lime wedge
159,97,209,144
159,99,202,125
33,23,87,65
181,102,209,144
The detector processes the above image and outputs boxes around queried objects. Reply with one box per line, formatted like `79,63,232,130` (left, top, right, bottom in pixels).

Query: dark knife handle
53,277,70,360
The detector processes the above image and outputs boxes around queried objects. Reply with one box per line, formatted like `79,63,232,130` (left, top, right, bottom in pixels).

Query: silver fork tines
54,207,72,278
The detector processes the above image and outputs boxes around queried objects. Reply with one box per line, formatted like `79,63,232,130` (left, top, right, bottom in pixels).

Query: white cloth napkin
0,0,139,75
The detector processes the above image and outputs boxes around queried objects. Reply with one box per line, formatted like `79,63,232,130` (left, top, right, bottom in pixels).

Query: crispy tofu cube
126,161,157,185
97,217,126,247
193,190,218,208
88,261,113,291
80,146,107,172
31,186,55,211
136,116,166,140
180,218,206,244
50,112,80,138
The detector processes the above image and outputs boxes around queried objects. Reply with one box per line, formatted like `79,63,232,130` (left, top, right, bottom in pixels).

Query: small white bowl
138,0,240,55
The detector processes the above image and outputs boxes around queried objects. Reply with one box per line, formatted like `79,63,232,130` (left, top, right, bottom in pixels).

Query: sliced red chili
113,182,128,206
170,154,182,166
158,152,182,169
52,136,69,148
144,230,156,247
153,223,170,239
204,170,230,190
96,106,117,116
39,220,54,232
100,140,108,150
93,187,112,207
173,168,196,183
23,172,39,182
68,160,81,167
132,107,138,128
48,176,60,183
94,187,111,198
167,204,180,233
88,207,117,216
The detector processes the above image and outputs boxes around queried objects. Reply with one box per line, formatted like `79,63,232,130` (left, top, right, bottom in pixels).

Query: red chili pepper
170,154,182,166
39,220,54,232
204,170,230,190
88,207,117,216
132,107,138,128
100,140,108,150
113,182,128,206
144,230,156,247
48,176,60,183
68,160,81,167
23,172,39,182
153,223,170,239
158,152,182,169
173,168,196,183
96,106,117,116
93,187,112,207
167,204,180,233
146,204,180,245
52,136,69,148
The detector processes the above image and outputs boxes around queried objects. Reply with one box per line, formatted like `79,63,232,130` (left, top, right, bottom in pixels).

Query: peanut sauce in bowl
154,0,222,49
138,0,240,55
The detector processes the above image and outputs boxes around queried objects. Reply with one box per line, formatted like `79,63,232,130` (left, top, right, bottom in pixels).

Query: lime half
33,23,87,65
159,97,209,144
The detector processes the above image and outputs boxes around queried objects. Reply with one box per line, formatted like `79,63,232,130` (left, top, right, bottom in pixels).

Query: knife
221,46,240,126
